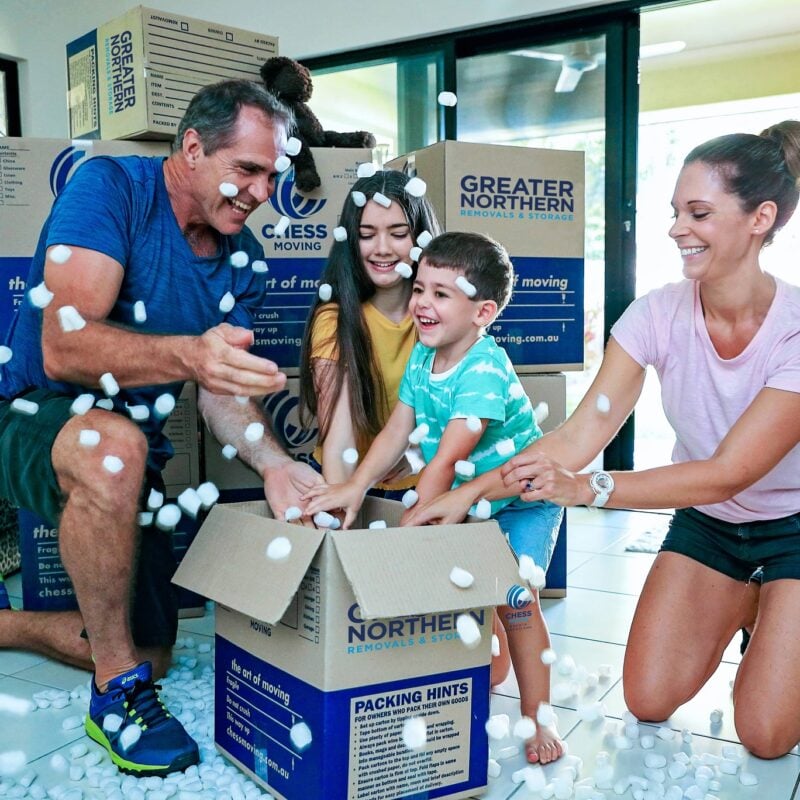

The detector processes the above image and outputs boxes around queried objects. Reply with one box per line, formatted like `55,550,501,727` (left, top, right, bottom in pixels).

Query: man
0,79,322,775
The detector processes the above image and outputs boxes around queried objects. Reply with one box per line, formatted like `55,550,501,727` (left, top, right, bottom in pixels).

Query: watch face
591,471,614,492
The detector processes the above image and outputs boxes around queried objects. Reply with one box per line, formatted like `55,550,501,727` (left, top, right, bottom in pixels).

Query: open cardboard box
173,496,524,800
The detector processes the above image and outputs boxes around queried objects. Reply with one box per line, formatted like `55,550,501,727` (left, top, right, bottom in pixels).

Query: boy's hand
302,482,367,529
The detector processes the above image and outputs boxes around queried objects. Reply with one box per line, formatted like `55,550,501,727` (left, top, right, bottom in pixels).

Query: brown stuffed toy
259,56,377,192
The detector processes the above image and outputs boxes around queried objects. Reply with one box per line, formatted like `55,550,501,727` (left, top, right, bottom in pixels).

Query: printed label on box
216,636,489,800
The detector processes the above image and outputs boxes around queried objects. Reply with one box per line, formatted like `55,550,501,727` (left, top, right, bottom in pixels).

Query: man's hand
191,323,287,396
263,460,325,528
302,481,367,530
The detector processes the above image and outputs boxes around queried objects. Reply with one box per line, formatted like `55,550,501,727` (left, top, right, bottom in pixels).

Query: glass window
311,53,441,163
456,38,607,416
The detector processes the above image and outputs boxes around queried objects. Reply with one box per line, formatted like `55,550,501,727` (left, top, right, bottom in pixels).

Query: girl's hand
303,482,366,529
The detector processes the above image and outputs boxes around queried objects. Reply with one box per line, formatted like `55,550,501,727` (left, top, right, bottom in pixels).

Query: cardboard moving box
173,497,523,800
387,141,585,372
66,6,278,139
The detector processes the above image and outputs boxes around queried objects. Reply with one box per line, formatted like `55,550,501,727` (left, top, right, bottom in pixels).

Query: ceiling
640,0,800,66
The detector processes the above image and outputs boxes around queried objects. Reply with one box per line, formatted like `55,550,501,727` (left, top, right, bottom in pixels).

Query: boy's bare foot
525,724,564,764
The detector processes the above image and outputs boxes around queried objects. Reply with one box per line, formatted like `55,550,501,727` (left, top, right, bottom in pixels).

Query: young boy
304,231,564,764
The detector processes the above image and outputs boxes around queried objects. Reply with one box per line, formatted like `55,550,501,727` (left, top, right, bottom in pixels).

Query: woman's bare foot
525,724,564,764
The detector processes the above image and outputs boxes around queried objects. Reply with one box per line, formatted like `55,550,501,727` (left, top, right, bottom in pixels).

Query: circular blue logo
506,584,532,609
49,145,87,197
268,167,327,219
263,390,318,452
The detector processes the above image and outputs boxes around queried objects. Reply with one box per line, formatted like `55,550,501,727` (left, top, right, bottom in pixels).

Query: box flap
172,502,325,624
331,521,521,619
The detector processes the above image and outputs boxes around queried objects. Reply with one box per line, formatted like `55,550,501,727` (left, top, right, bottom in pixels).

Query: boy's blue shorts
493,497,563,571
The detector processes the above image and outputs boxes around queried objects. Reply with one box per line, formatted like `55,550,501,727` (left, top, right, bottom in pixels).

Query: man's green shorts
0,388,178,647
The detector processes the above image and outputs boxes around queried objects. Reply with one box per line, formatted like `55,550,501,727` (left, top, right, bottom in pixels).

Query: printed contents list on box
349,678,473,799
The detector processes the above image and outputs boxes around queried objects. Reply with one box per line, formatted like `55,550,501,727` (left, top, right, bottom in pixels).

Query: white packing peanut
102,455,124,474
274,216,291,237
219,182,238,197
230,251,249,268
100,372,120,397
284,506,302,522
356,163,377,179
455,613,481,648
438,91,458,106
402,717,427,750
154,393,176,417
196,482,220,509
473,499,492,519
401,489,419,509
274,155,291,173
342,448,359,465
394,262,413,279
455,460,475,479
372,192,392,208
404,177,427,197
318,283,333,302
28,282,54,309
133,300,147,323
57,305,86,332
455,275,477,297
449,566,474,588
332,226,347,242
313,511,336,529
49,244,73,263
351,191,367,207
408,422,429,445
285,137,302,156
79,429,100,448
266,537,292,562
251,260,269,273
11,398,39,416
289,721,312,751
244,422,264,442
177,488,202,518
156,504,181,531
222,444,238,460
219,292,235,313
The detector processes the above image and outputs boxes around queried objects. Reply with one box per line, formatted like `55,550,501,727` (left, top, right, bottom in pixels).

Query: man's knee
55,411,148,500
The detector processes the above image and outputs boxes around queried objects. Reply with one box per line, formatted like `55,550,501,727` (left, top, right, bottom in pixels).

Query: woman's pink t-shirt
610,277,800,523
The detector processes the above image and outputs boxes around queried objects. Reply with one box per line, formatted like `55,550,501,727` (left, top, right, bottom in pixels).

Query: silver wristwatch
588,470,615,508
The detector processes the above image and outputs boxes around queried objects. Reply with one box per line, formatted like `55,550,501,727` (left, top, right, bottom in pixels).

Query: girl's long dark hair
299,169,441,447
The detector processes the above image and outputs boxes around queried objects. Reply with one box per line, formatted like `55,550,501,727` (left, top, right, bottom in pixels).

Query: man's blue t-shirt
0,155,267,473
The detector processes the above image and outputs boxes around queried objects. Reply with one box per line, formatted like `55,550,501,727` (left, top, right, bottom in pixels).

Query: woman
298,170,441,495
407,121,800,758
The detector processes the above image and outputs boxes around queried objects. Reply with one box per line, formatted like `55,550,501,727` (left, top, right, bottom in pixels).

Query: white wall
0,0,611,138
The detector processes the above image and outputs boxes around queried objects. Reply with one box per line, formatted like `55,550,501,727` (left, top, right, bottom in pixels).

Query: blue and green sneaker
85,661,198,776
0,574,10,610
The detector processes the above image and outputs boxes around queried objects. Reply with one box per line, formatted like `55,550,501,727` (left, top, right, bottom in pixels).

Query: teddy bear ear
259,56,292,86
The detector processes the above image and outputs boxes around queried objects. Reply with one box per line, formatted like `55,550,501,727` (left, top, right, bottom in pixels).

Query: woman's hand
501,452,592,507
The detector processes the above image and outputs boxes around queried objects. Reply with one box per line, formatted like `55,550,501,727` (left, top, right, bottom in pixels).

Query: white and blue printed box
244,147,374,370
173,497,522,800
387,141,585,372
66,7,277,140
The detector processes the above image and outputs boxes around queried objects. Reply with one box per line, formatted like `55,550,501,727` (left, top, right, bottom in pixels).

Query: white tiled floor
2,508,799,799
